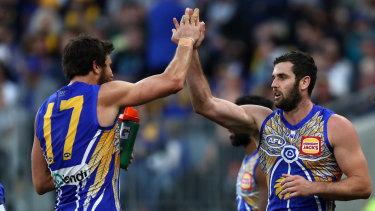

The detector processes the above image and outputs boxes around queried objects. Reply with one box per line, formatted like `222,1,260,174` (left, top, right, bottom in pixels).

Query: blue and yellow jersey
36,82,121,211
236,151,260,211
258,104,342,211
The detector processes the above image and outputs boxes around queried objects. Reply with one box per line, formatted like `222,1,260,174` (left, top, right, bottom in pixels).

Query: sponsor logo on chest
299,136,321,156
241,172,253,191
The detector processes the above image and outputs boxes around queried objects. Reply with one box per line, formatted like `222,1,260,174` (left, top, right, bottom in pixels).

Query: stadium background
0,0,375,210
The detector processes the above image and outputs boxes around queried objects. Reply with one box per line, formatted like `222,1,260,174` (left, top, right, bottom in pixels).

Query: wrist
178,37,195,48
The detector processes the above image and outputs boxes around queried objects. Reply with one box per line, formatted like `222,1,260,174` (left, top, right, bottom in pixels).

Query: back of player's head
62,34,114,80
235,95,273,109
273,50,317,96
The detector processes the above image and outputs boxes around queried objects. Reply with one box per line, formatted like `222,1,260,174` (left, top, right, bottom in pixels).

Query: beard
274,81,302,112
98,68,112,85
230,133,250,147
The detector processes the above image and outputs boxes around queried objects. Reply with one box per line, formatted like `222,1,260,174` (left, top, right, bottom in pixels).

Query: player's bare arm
280,114,372,200
31,118,54,195
255,164,268,211
96,8,201,127
186,43,271,139
172,9,273,137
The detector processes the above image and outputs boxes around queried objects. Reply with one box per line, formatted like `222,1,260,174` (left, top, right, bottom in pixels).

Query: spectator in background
146,0,185,74
0,62,23,211
318,37,353,98
357,37,375,91
112,26,146,82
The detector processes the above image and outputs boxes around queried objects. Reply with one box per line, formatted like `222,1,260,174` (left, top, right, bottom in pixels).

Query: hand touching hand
171,8,205,48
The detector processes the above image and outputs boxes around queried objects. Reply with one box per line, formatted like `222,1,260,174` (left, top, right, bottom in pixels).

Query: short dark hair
62,34,114,80
235,95,273,109
273,51,317,95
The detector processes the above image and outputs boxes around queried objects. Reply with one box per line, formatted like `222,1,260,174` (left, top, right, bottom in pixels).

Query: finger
280,177,292,185
188,8,194,16
200,21,206,37
191,8,199,25
184,8,190,24
282,174,292,177
180,15,185,25
173,17,180,29
284,191,298,200
281,181,291,190
280,186,296,196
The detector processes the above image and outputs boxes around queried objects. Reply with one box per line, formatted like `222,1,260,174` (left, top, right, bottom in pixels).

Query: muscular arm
31,119,55,195
97,13,201,126
255,164,268,211
100,43,193,107
281,114,372,200
186,50,272,140
315,115,371,200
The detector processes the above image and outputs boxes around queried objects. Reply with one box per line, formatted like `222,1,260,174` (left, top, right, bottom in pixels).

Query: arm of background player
255,164,268,211
31,134,55,195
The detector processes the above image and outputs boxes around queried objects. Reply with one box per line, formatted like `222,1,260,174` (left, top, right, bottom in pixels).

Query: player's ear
300,76,310,91
92,61,100,74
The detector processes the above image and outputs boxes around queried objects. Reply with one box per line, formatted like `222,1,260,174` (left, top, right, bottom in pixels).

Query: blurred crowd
1,0,375,210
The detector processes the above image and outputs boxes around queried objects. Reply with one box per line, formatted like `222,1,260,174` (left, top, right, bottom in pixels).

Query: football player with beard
183,47,371,210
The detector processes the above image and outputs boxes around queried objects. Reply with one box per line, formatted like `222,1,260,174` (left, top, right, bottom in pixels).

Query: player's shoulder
327,113,357,146
328,114,353,128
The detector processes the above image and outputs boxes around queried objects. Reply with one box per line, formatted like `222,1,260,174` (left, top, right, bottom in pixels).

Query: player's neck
69,74,98,85
245,141,257,155
282,98,313,125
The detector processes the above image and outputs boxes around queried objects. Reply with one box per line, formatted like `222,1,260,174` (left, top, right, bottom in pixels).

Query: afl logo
265,135,286,148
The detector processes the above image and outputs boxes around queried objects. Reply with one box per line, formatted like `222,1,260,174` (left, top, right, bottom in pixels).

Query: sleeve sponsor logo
299,136,321,156
240,172,253,191
265,135,286,148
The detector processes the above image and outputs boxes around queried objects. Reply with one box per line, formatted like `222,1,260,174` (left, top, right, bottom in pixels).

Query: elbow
362,178,372,199
33,179,54,195
168,78,184,94
362,185,372,199
193,106,205,115
34,185,49,195
354,180,372,199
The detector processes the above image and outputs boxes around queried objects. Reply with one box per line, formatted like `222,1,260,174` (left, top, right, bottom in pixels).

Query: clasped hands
171,8,205,48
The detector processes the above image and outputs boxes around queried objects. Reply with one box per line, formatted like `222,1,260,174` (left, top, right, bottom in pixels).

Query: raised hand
171,8,205,48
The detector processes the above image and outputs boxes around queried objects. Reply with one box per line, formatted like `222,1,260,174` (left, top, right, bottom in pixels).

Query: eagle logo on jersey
273,176,290,199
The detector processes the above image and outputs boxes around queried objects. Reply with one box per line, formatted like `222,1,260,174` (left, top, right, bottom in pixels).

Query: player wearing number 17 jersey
31,13,203,211
35,81,121,210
